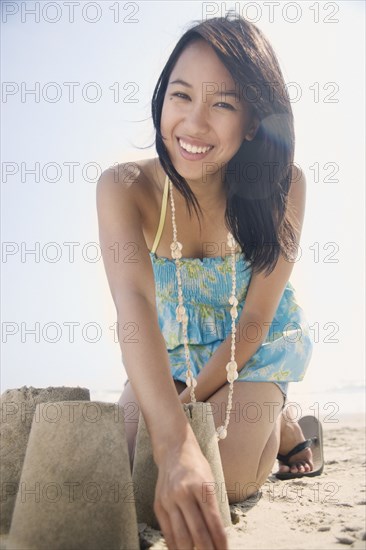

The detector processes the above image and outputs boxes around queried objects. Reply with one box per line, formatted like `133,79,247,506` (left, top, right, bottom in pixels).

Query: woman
97,15,315,550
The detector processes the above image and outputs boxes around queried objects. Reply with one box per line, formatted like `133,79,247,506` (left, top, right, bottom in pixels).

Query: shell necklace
168,177,239,441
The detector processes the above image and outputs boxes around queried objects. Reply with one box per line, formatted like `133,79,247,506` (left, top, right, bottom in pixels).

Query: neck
155,158,227,210
185,173,226,210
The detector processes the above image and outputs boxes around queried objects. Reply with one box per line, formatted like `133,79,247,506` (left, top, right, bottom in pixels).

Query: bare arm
96,163,190,461
178,165,307,404
96,163,228,550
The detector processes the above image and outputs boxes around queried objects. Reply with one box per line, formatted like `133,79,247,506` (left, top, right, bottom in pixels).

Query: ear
244,116,260,142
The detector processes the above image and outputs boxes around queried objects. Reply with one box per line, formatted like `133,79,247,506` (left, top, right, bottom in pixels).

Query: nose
185,101,210,133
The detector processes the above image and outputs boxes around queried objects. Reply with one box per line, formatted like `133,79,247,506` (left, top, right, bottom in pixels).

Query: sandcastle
0,386,90,535
132,401,232,530
0,387,139,549
0,386,232,549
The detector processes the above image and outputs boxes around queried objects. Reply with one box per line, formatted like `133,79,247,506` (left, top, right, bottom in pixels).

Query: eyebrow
169,78,240,98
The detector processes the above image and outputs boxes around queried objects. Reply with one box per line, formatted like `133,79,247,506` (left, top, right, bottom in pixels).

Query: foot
276,404,314,475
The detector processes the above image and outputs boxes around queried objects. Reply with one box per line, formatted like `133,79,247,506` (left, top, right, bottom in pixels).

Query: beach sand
139,413,366,550
1,413,365,550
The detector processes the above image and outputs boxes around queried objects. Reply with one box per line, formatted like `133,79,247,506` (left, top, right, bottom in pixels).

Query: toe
289,461,311,474
276,463,291,474
288,448,314,473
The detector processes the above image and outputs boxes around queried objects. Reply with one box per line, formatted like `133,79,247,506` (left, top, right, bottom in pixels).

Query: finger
154,502,176,550
169,505,194,549
194,491,228,550
179,498,215,550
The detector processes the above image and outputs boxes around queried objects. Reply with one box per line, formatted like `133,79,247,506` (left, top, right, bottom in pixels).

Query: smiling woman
97,13,318,550
161,41,257,186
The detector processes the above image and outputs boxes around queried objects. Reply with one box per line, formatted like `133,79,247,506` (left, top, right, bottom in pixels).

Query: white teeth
179,139,212,154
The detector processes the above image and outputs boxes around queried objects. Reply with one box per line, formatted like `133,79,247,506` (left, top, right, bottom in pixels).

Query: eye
171,92,236,111
215,102,235,111
171,92,189,99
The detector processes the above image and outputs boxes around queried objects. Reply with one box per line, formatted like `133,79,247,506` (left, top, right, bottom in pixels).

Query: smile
178,138,213,153
177,138,214,160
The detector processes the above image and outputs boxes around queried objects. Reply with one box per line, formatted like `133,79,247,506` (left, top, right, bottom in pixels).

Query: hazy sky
2,1,365,411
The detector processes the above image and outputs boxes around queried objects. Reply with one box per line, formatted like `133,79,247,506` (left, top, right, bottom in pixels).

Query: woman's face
160,39,258,185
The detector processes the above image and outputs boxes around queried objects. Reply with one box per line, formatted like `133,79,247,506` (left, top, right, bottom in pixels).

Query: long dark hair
152,14,298,276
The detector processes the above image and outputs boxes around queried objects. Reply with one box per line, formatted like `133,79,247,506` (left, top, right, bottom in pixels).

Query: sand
1,413,365,549
138,413,366,550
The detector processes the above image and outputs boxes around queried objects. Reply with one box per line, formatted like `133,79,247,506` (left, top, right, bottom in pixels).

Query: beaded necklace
168,177,239,441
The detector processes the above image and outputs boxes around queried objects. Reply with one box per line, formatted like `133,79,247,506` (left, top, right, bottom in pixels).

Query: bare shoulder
96,159,157,307
97,158,160,207
286,163,306,220
97,161,143,195
289,163,306,203
239,164,307,319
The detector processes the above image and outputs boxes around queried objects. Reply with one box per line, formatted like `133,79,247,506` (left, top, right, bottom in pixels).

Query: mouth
176,137,214,160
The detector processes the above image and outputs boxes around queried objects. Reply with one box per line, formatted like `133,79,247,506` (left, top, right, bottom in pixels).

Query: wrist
151,414,197,467
178,387,192,404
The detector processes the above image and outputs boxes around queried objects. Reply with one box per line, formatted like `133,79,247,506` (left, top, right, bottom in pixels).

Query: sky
1,1,365,415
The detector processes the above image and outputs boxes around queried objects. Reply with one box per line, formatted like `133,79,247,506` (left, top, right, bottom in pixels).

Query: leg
205,381,284,504
118,379,186,470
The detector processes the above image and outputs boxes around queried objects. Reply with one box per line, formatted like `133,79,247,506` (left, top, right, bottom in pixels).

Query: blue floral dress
148,249,314,400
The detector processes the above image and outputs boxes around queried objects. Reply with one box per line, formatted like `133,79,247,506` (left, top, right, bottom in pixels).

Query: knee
224,463,263,504
226,478,262,504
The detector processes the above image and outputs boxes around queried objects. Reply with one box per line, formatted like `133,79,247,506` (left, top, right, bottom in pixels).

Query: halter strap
151,174,169,254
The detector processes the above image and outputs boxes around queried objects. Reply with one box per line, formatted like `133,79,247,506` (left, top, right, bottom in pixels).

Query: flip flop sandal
275,415,324,480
